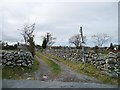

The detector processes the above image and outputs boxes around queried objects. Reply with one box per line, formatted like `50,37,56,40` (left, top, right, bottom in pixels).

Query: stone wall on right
46,48,120,78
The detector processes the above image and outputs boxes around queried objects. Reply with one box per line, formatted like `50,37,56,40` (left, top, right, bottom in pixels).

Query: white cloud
1,1,118,46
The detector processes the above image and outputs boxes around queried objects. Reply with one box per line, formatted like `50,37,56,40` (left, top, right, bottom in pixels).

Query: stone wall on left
2,50,33,68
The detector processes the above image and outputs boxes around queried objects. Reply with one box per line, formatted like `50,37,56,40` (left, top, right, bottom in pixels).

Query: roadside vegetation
2,57,39,80
44,53,118,85
35,51,61,75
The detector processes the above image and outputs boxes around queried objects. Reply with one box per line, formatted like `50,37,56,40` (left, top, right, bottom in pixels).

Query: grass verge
44,53,118,85
35,52,61,75
2,57,39,80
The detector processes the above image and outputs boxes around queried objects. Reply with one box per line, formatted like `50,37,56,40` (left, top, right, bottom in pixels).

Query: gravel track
50,58,100,83
34,56,54,81
40,54,100,83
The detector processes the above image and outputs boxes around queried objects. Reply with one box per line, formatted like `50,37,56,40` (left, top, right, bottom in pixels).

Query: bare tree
91,33,110,47
20,23,35,57
41,32,56,49
69,34,86,49
46,33,56,46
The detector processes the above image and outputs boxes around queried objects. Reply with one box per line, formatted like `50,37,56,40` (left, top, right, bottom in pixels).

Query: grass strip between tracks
35,52,61,76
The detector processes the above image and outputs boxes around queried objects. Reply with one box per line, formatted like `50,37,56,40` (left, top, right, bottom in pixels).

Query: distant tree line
1,42,18,50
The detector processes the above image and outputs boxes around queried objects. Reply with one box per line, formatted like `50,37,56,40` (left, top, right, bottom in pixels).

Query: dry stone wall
1,50,34,68
46,48,120,78
46,48,83,61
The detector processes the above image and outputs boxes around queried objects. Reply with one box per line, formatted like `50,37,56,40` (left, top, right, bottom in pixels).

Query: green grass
2,57,40,80
44,53,118,85
35,52,61,75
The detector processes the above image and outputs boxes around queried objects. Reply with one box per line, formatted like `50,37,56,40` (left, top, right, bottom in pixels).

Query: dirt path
36,53,101,83
43,55,101,83
35,56,54,81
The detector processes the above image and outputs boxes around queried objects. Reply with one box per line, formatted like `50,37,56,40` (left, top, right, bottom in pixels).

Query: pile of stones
2,50,34,68
46,48,120,78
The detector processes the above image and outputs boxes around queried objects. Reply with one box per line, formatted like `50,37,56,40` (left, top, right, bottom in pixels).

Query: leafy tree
42,37,47,49
94,45,99,49
93,45,99,53
118,44,120,50
109,43,114,50
41,32,56,49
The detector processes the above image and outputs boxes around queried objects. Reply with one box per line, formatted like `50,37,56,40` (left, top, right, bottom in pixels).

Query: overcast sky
0,0,118,47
